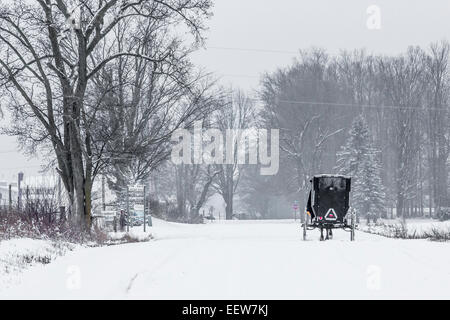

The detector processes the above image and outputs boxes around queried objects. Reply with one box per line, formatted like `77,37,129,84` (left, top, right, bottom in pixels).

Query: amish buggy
302,174,357,241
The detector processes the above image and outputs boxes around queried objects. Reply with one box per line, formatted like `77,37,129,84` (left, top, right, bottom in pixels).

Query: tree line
254,45,449,219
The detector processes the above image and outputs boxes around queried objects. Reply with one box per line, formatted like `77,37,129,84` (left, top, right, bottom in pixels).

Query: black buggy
302,174,356,241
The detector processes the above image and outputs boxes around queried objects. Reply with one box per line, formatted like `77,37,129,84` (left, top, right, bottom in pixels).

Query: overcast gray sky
2,0,450,179
191,0,450,91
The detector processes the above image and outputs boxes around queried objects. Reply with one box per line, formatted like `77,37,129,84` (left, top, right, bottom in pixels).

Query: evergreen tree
336,115,386,221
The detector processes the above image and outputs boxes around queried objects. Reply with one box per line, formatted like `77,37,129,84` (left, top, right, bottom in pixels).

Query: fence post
18,172,24,210
8,184,12,211
25,186,30,212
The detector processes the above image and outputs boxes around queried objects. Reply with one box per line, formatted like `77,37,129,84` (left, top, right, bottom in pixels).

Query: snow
361,218,450,237
314,174,351,179
108,228,153,242
0,238,75,290
1,218,449,300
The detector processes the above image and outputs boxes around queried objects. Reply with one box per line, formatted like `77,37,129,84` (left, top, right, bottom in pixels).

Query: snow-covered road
1,219,449,299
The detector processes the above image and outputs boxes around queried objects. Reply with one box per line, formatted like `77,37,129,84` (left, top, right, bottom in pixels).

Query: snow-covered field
1,218,449,300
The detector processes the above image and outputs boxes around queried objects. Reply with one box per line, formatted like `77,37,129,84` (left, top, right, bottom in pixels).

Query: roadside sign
293,201,299,221
129,185,145,193
117,184,151,232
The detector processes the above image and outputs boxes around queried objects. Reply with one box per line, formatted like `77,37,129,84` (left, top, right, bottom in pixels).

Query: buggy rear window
317,177,347,191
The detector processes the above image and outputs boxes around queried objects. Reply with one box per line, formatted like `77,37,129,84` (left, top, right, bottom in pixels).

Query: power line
206,46,299,55
251,99,450,112
220,74,260,79
217,74,328,84
204,46,450,111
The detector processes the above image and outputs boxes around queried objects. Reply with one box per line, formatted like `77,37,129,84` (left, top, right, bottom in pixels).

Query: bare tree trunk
225,165,234,220
397,191,404,218
85,178,93,229
225,193,233,220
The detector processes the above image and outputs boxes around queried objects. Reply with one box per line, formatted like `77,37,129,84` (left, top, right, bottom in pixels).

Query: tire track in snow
125,239,200,296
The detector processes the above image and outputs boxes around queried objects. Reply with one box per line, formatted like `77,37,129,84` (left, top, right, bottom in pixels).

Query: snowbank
108,228,153,243
360,218,450,240
0,238,75,290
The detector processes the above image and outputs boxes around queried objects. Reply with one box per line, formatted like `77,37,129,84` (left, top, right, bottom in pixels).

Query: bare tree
0,0,212,228
90,19,217,193
173,163,218,221
377,47,427,217
212,90,255,220
259,49,348,212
